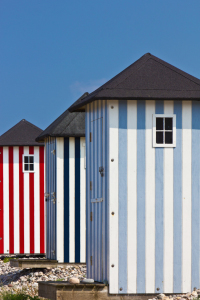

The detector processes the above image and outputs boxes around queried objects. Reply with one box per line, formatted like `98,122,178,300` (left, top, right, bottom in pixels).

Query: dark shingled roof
0,119,44,146
69,53,200,112
36,93,88,142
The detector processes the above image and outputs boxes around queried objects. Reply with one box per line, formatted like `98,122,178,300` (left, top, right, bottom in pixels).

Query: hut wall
85,100,109,282
86,99,200,294
0,146,45,254
45,136,86,263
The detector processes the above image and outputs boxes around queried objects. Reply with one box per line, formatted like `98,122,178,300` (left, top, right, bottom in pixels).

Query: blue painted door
90,117,104,281
46,138,56,260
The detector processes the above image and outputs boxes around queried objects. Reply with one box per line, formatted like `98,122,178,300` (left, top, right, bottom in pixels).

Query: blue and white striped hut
36,93,88,263
69,54,200,294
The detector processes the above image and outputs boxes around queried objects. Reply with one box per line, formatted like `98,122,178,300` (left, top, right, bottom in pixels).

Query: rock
158,295,166,299
69,277,80,284
32,283,38,287
81,278,94,283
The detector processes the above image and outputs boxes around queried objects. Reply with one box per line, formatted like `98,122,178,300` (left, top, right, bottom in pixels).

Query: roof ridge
113,54,152,89
59,113,80,135
114,54,200,90
23,119,43,131
151,56,200,87
0,119,42,140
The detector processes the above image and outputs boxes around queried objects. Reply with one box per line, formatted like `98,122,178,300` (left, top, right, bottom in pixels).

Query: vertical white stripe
3,147,9,253
56,138,64,262
182,101,192,293
109,100,119,294
145,100,156,293
24,146,30,253
127,100,137,293
69,137,75,263
80,137,86,263
34,147,40,253
13,147,19,253
163,101,174,293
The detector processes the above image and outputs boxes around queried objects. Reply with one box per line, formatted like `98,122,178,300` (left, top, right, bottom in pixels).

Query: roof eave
69,96,200,112
36,133,85,142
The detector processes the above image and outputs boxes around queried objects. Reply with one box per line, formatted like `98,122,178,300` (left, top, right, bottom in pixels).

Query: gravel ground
150,291,200,300
1,256,200,300
0,255,86,297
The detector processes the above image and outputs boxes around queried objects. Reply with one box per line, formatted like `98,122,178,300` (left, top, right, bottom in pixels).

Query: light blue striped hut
36,93,88,263
69,54,200,294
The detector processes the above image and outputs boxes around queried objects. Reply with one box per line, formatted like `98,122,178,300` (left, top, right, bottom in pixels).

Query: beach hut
36,93,88,263
0,119,45,255
69,53,200,294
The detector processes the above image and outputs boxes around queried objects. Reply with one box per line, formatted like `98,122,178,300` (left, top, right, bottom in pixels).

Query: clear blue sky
1,0,200,135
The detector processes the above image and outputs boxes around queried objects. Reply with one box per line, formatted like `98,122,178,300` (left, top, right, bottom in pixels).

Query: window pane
24,164,29,171
165,118,172,130
165,132,173,144
30,164,34,171
24,156,28,163
156,132,163,144
156,118,163,130
29,156,34,164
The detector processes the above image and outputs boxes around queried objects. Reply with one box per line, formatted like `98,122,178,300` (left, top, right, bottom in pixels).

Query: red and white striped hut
0,119,45,255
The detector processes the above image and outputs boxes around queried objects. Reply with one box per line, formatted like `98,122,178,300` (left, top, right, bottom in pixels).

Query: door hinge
90,181,92,190
90,212,93,221
99,166,104,177
90,132,92,142
51,192,56,204
90,256,93,266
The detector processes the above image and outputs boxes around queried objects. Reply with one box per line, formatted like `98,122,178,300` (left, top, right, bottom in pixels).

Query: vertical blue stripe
75,137,81,263
192,101,200,290
118,100,128,293
155,101,164,293
137,100,146,293
85,107,90,278
173,101,182,292
105,101,109,281
64,138,69,262
46,140,49,258
54,139,56,258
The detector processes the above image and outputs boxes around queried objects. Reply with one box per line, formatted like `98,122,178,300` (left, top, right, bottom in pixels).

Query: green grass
0,292,40,300
3,258,12,264
56,279,64,281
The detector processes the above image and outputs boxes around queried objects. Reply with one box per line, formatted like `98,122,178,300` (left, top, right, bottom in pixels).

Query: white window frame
153,114,176,147
23,154,35,173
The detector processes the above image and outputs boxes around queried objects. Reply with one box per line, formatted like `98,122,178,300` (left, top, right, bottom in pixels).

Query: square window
156,132,163,144
165,118,172,130
23,155,34,172
153,114,176,147
165,132,173,144
156,118,164,130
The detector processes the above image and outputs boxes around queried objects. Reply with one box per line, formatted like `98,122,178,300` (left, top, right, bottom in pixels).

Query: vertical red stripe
9,147,14,253
29,146,34,253
39,147,45,253
19,147,24,253
0,147,4,254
